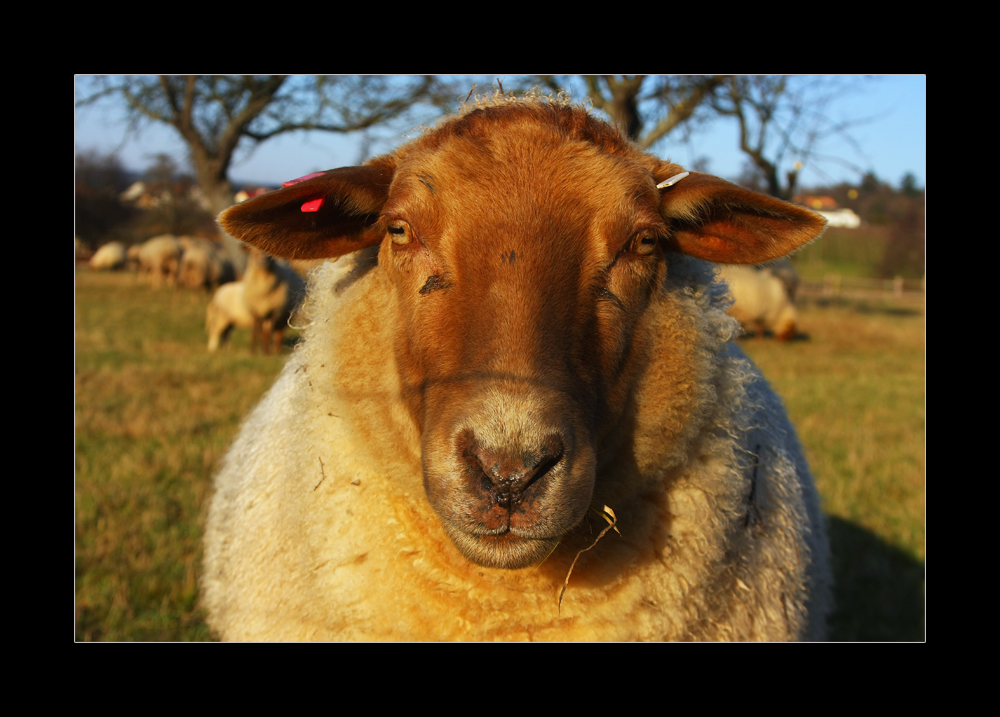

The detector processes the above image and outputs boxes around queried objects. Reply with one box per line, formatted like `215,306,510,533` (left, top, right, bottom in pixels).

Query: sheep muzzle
421,385,596,570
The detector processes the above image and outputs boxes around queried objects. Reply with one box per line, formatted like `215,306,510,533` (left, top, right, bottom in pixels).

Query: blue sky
74,75,925,191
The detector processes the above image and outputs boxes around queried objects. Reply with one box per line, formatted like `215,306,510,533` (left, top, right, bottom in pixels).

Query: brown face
375,131,669,569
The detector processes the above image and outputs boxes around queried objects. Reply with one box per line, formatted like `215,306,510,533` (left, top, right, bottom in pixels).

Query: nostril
524,446,562,486
459,430,565,501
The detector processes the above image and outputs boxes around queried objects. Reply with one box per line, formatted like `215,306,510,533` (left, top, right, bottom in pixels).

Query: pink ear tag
281,171,326,187
300,198,324,213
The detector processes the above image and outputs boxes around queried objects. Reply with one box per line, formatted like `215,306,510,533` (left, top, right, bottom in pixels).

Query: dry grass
75,269,925,641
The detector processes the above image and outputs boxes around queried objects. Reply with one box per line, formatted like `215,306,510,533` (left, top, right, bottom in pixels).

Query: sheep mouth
443,524,563,570
434,460,592,569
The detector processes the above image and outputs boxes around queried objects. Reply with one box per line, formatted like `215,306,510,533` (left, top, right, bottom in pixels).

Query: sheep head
219,102,826,570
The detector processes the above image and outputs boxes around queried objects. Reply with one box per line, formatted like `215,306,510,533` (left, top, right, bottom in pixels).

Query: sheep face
378,137,674,568
219,102,826,570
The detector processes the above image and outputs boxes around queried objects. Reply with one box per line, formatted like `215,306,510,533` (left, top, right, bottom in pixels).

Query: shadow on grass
827,516,925,641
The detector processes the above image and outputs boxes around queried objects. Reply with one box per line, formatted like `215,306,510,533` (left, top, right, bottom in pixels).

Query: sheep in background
75,237,90,263
136,235,183,288
716,263,800,341
763,258,800,302
242,248,305,355
203,95,830,641
206,282,253,352
178,239,236,291
89,241,127,271
126,244,141,269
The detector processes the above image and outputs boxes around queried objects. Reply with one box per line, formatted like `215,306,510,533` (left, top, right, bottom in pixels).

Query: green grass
792,226,891,280
75,269,925,641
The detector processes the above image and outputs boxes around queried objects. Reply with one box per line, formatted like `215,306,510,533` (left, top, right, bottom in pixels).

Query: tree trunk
194,159,247,278
209,189,248,279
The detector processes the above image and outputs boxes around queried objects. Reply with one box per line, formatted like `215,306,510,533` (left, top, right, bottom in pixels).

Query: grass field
75,266,925,641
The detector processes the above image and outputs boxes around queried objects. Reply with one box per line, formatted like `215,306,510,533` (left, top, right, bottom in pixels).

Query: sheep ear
218,163,395,260
656,170,826,264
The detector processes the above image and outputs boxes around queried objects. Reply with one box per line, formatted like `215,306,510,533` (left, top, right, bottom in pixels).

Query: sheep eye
633,235,657,256
388,220,413,246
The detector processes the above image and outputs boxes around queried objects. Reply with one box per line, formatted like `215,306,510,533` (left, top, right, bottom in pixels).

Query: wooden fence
798,275,925,305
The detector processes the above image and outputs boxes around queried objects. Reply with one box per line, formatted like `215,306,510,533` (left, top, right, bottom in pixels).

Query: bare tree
522,75,875,199
77,75,456,273
708,76,876,199
532,75,726,149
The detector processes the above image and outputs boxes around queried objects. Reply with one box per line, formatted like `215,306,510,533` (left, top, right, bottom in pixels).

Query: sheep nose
460,432,565,504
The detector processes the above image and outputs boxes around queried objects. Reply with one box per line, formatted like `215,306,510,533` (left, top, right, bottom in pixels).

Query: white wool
89,241,126,271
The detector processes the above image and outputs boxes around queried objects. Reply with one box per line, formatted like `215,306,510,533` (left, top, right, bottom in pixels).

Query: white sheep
764,258,800,302
206,281,254,352
88,241,127,271
178,239,236,291
125,243,141,270
203,95,830,641
716,263,799,341
241,248,305,355
135,235,183,288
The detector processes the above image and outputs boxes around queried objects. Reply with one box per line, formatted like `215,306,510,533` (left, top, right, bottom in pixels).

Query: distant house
817,208,861,228
120,181,148,203
796,195,839,211
120,180,213,211
234,186,274,203
793,194,862,229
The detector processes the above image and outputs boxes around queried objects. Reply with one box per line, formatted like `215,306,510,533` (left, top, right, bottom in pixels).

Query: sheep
716,264,799,341
135,234,183,287
764,257,800,302
178,239,236,291
206,281,254,352
241,248,305,354
76,236,95,264
88,241,126,271
125,243,141,270
202,94,831,641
